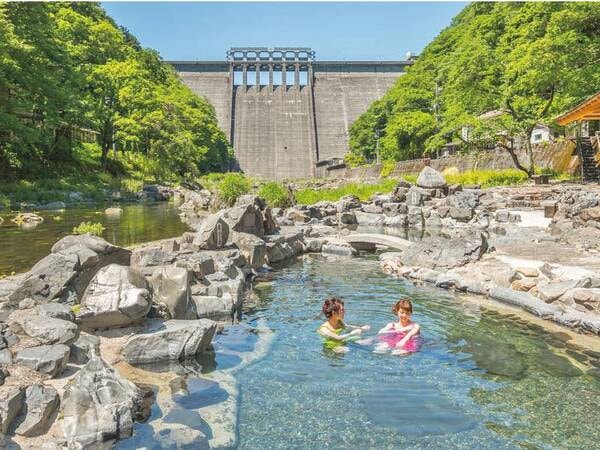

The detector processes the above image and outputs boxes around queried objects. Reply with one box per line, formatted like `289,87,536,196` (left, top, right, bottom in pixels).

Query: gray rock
15,344,70,378
230,232,266,269
495,210,510,223
354,211,386,226
130,246,176,272
175,252,216,279
222,204,265,237
397,232,488,270
78,264,151,329
489,287,561,319
13,385,59,437
150,266,194,320
285,208,310,223
265,231,304,264
407,206,425,230
192,294,238,319
61,356,147,448
18,298,36,309
70,332,100,365
455,277,489,295
449,207,473,221
321,241,358,257
406,186,424,206
412,268,441,283
425,212,443,228
538,279,591,303
390,185,409,203
121,319,217,365
416,166,447,189
336,195,361,213
446,191,478,210
435,273,462,289
13,316,79,345
362,203,383,214
6,235,131,305
338,211,357,225
0,387,23,434
192,214,230,250
36,303,74,322
385,214,408,228
0,349,12,365
382,202,406,216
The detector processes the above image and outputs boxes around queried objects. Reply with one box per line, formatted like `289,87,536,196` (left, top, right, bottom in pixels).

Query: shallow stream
0,202,187,275
124,254,600,449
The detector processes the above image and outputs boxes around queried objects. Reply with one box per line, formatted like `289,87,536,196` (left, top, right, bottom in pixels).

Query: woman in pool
375,298,421,355
317,297,370,353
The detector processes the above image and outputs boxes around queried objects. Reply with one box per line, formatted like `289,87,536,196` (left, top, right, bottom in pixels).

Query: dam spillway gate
170,47,411,179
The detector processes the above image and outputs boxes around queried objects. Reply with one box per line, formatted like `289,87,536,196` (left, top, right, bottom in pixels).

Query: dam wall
312,62,403,161
232,85,316,179
174,62,232,137
169,49,410,179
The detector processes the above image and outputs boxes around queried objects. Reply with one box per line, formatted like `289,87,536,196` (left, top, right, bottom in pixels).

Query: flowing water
0,202,187,275
119,254,600,449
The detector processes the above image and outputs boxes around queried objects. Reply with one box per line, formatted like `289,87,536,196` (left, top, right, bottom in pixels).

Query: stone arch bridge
169,47,412,179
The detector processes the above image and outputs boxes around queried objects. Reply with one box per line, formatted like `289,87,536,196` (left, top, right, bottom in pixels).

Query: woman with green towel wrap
317,297,370,353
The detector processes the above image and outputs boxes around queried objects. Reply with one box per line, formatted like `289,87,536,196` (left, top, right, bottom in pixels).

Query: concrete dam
170,47,411,179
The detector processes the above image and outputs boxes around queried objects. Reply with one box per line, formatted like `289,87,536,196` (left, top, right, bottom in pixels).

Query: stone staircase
579,136,600,182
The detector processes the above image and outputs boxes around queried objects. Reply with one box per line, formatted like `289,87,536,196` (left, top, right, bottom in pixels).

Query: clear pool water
231,255,600,449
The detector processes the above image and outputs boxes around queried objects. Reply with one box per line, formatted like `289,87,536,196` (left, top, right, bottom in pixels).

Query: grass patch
212,173,251,206
258,181,293,208
295,178,398,205
72,221,105,236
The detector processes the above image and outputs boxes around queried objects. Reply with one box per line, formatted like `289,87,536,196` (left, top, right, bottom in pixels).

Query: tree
349,2,600,177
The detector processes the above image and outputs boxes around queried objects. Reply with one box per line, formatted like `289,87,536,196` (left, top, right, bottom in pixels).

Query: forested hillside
0,2,231,180
348,2,600,175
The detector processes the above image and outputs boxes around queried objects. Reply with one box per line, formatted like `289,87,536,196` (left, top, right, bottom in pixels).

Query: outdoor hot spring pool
124,254,600,449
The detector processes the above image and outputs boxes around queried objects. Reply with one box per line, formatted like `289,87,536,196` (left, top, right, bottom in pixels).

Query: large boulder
13,384,59,437
192,214,230,250
489,287,561,319
416,166,447,189
0,387,23,434
61,356,147,448
406,187,424,206
130,245,177,275
230,232,266,269
150,266,195,320
354,211,386,226
264,231,305,264
12,316,79,345
222,204,264,237
192,294,238,319
77,264,151,330
4,235,130,305
121,319,217,365
396,232,489,271
15,344,70,378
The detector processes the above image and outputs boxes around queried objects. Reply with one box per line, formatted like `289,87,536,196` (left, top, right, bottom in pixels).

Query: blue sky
102,2,467,61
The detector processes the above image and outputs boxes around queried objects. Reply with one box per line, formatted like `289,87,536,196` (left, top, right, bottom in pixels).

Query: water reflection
0,202,188,275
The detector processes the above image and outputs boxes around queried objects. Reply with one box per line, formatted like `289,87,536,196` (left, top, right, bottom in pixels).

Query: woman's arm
395,323,420,347
318,326,360,341
377,323,395,334
343,321,370,332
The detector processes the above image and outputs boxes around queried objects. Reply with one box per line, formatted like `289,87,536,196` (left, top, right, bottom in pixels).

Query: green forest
348,2,600,176
0,2,231,182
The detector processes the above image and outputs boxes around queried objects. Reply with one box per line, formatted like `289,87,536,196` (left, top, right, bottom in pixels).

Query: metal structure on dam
169,48,412,179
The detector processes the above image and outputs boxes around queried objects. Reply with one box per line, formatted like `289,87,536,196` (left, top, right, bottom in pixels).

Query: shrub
0,194,11,211
218,173,251,205
72,221,105,236
258,182,293,208
380,160,397,178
